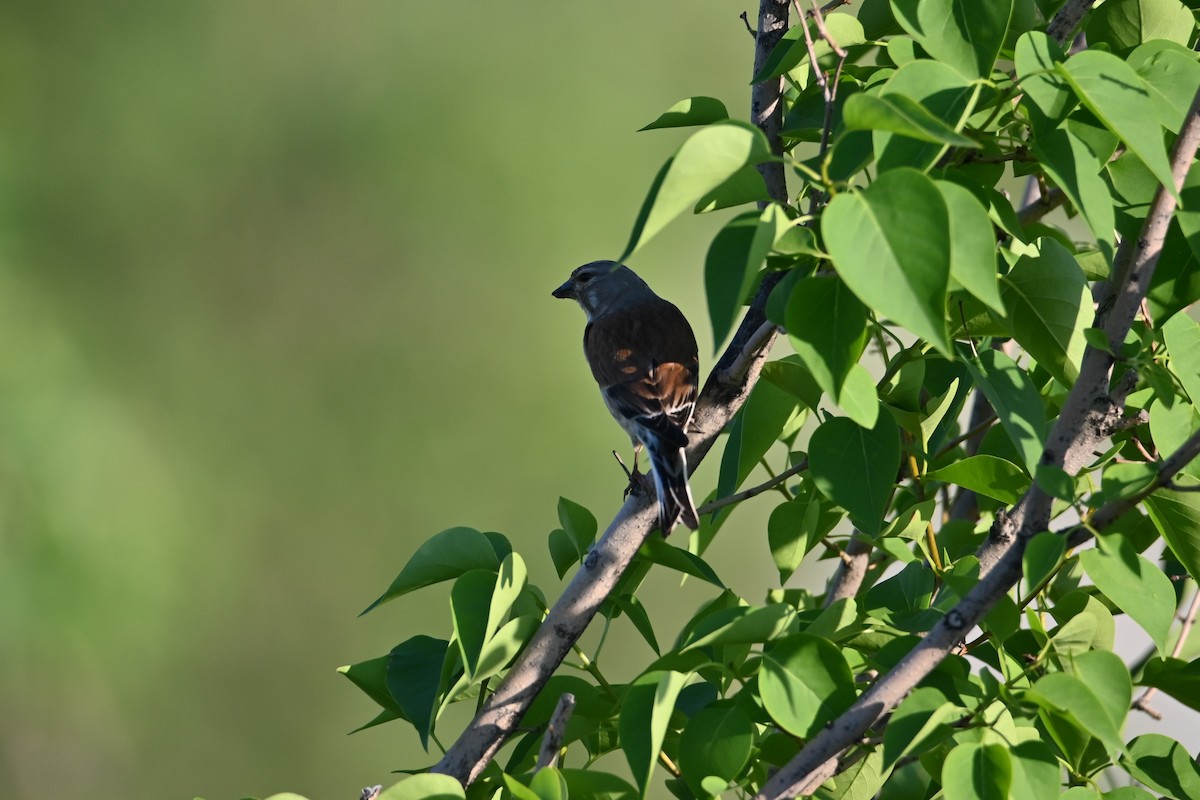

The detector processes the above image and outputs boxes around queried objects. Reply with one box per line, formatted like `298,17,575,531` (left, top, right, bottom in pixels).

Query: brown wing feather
584,300,699,439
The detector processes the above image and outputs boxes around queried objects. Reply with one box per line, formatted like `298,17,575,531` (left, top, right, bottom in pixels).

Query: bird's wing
584,300,699,446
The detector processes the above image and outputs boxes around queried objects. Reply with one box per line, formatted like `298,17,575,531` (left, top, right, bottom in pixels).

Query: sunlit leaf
823,167,953,355
760,633,856,737
620,121,771,260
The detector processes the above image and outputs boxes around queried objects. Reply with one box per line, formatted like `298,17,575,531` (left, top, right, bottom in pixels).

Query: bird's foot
613,450,652,499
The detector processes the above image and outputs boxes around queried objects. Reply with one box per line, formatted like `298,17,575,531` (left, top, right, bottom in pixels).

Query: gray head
551,260,655,320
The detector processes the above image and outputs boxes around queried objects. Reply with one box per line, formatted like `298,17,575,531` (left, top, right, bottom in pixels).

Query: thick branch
431,3,791,785
757,87,1200,800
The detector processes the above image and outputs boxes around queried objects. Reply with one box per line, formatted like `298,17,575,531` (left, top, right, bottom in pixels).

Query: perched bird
552,260,700,534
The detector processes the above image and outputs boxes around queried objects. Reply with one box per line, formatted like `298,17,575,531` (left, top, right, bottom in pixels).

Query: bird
552,260,700,535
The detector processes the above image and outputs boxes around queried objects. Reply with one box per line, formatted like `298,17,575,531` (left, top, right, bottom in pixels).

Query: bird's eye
576,272,593,284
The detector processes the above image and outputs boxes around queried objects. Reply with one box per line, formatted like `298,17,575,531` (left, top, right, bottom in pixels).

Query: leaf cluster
336,1,1200,798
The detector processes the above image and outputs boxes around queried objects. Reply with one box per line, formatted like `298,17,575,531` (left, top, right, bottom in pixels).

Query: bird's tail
644,432,699,535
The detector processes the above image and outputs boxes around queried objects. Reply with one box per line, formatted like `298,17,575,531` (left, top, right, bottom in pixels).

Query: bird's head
552,260,651,320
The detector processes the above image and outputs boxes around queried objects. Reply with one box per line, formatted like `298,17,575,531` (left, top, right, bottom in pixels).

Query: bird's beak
551,279,574,299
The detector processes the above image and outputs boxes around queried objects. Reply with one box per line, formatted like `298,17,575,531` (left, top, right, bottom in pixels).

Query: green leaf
613,594,660,654
1023,531,1066,592
639,96,729,131
364,527,500,613
808,596,858,640
451,569,500,679
1057,50,1177,200
823,167,953,355
1032,126,1117,263
1145,476,1200,581
840,363,881,429
1131,42,1200,133
874,61,980,172
559,769,638,800
882,687,964,767
640,536,724,588
999,238,1090,387
1028,650,1131,757
338,656,406,723
1008,740,1061,800
716,378,803,504
707,204,791,348
940,743,1012,800
558,497,597,552
752,13,868,82
386,636,450,750
785,275,868,406
962,349,1047,474
679,705,755,793
548,529,579,579
760,633,856,738
768,487,835,584
471,615,539,683
1163,312,1200,407
1015,32,1075,133
1150,399,1200,479
619,670,688,797
695,164,770,212
683,602,798,650
938,181,1004,313
926,455,1030,504
1087,0,1196,54
892,0,1014,78
809,415,902,535
376,774,466,800
620,121,771,260
1121,734,1200,800
1140,657,1200,712
843,93,979,147
529,767,568,800
1080,534,1175,655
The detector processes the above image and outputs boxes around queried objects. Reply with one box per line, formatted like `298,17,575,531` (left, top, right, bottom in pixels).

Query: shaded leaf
679,705,755,793
809,415,901,535
639,96,729,131
1121,734,1200,800
1145,476,1200,581
619,671,688,796
962,349,1047,473
785,275,868,405
940,743,1012,800
999,238,1089,387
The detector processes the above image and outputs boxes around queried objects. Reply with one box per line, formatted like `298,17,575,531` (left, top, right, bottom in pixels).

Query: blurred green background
0,3,786,798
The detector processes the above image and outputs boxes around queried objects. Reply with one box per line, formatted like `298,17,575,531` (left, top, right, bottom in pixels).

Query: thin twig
698,458,809,516
719,321,782,385
1133,586,1199,719
1017,188,1067,226
535,693,577,769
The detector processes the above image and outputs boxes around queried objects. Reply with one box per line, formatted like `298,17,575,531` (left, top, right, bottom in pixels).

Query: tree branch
430,2,792,785
1046,0,1098,46
1134,586,1199,720
535,693,576,769
756,86,1200,800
